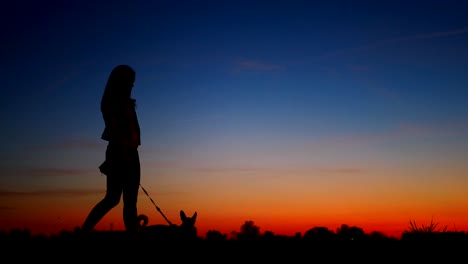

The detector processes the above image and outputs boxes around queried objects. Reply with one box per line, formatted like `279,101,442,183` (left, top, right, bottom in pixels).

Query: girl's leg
81,175,122,232
122,149,141,233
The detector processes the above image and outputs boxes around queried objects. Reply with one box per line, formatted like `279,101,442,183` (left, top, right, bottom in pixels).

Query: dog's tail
137,214,149,229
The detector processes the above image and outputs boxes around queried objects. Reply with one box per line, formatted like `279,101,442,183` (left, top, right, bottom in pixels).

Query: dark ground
1,231,466,263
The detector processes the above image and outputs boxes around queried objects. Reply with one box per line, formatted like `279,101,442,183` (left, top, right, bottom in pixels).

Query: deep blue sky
1,0,468,236
3,0,468,156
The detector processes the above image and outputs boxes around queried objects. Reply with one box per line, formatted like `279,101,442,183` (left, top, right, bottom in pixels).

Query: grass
401,217,467,242
405,217,448,233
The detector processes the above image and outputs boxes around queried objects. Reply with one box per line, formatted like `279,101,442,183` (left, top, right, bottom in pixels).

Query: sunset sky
1,0,468,239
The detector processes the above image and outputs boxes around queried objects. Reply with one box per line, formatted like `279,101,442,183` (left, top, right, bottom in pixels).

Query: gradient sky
1,0,468,239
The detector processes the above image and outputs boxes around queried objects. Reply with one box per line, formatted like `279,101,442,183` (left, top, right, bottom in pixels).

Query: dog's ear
192,212,197,220
180,210,186,221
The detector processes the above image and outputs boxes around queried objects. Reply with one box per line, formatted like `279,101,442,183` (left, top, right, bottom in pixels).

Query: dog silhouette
137,210,198,241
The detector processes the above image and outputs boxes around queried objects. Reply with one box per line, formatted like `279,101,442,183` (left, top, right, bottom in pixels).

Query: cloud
190,166,365,175
25,168,90,177
316,168,364,174
316,27,468,60
0,188,101,197
234,59,284,72
0,166,94,179
348,27,468,54
0,187,184,199
306,120,461,153
398,124,432,134
392,27,468,42
192,166,268,174
25,137,103,151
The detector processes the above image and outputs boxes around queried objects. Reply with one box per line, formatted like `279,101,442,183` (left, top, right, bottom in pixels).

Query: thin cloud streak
190,166,366,175
0,166,94,178
234,59,285,72
0,188,102,197
25,138,103,151
0,188,186,199
299,122,442,152
314,27,468,60
358,27,468,52
316,168,364,174
157,113,225,127
394,27,468,41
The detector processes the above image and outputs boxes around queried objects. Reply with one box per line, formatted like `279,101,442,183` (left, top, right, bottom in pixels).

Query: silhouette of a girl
81,64,141,234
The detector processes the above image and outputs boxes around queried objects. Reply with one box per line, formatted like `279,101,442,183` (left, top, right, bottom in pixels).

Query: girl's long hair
101,65,135,112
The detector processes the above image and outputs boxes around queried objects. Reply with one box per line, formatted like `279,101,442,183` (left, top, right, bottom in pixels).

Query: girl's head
103,65,136,100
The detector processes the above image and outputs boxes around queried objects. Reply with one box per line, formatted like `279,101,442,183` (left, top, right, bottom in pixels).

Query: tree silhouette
303,226,336,241
236,220,260,241
205,229,228,241
335,224,366,240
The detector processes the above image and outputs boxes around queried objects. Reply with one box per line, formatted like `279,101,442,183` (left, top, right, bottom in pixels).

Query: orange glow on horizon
3,170,468,240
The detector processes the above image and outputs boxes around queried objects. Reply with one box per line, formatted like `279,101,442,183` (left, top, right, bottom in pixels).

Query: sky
1,0,468,239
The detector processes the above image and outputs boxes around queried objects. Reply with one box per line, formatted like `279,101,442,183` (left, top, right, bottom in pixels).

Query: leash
139,184,173,226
